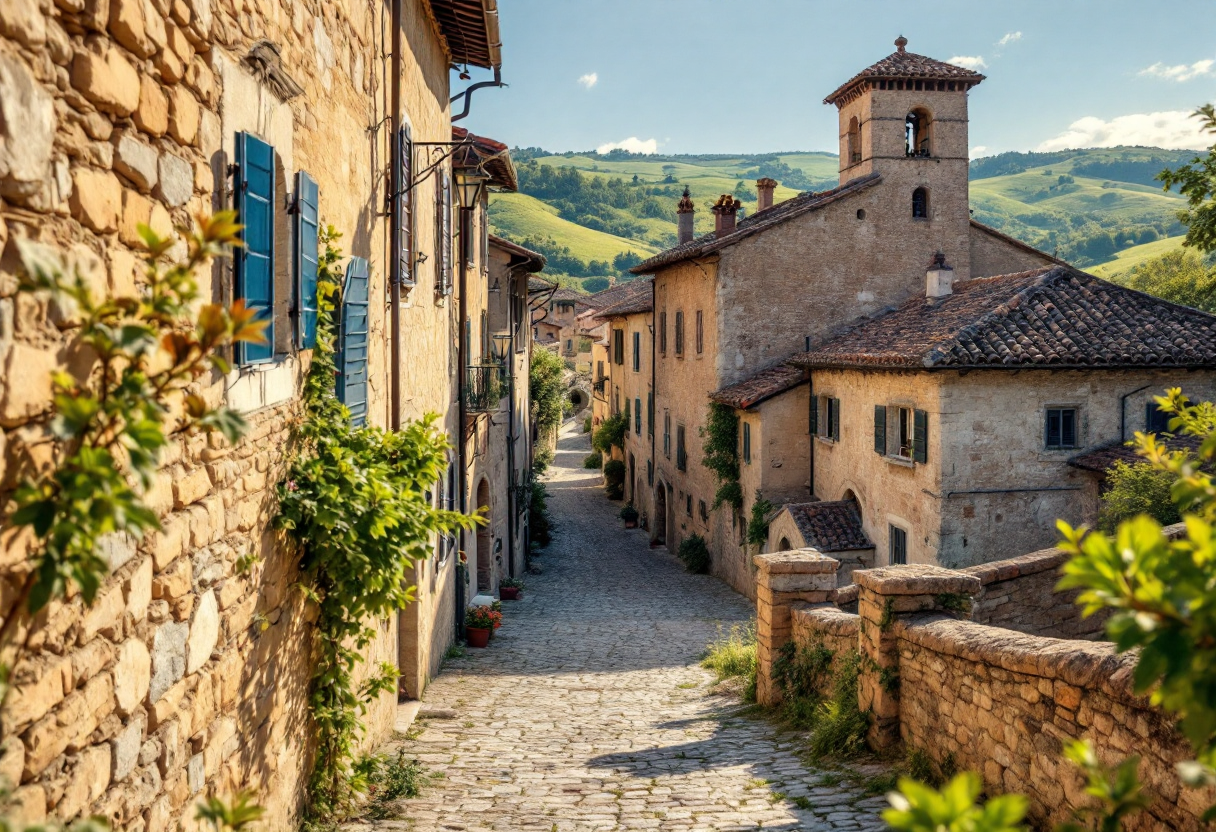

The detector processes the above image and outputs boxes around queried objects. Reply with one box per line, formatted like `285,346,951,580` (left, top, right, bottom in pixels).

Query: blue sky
459,0,1216,157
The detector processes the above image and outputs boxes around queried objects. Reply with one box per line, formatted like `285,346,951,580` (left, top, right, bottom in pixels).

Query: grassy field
487,191,657,262
1090,235,1187,278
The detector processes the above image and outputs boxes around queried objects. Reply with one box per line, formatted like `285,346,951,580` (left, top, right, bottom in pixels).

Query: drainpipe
458,209,470,602
451,66,505,123
505,269,518,578
649,280,656,525
807,370,815,497
1120,384,1150,443
388,0,402,430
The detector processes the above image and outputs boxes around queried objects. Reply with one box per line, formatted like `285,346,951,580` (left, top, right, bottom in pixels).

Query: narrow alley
353,423,889,831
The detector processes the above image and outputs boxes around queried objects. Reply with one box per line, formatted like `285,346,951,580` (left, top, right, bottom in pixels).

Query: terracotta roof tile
710,363,805,409
824,43,985,105
452,126,517,191
791,266,1216,371
1069,435,1204,473
785,501,874,552
629,174,881,274
593,278,653,319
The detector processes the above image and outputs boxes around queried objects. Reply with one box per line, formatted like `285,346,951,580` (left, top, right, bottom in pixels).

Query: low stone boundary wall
962,547,1106,639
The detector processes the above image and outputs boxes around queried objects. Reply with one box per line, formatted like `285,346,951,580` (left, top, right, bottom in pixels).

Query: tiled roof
1069,435,1204,473
527,275,556,294
710,363,805,410
548,287,593,308
786,501,874,552
791,266,1216,371
824,40,985,105
452,127,517,191
488,234,545,271
629,174,881,274
594,278,653,319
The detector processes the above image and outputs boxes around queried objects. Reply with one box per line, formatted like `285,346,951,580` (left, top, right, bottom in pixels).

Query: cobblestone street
356,422,890,831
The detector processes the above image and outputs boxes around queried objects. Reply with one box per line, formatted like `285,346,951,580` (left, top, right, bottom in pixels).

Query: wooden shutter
436,169,452,295
831,398,841,441
625,398,631,433
635,398,641,434
294,170,320,349
234,132,275,364
398,127,414,287
874,405,886,455
337,257,370,426
810,395,819,436
913,409,928,463
647,392,653,437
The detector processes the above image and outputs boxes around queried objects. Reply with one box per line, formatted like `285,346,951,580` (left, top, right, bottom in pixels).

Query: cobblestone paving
355,423,890,831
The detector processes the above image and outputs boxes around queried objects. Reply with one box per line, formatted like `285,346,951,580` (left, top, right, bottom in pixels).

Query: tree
1116,248,1216,313
529,346,566,440
612,251,643,272
1159,105,1216,253
1097,460,1181,533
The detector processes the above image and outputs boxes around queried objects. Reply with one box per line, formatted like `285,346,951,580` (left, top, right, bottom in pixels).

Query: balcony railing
466,362,507,412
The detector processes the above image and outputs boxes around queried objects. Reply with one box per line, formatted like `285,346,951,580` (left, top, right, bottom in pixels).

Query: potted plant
464,605,502,648
499,577,525,601
620,503,639,529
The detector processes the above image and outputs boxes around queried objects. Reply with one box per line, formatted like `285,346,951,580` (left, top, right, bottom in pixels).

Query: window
565,339,573,354
674,311,684,356
875,405,927,463
846,116,861,164
234,132,276,364
686,494,693,517
632,331,641,371
596,360,604,382
624,398,631,433
612,329,625,365
1147,403,1172,434
695,310,703,354
336,257,370,426
663,412,671,458
699,499,708,522
435,168,452,295
1045,408,1078,449
659,311,667,355
396,127,415,288
812,395,840,441
905,108,931,157
647,459,654,486
676,425,687,470
912,187,928,219
634,397,642,434
742,422,751,464
647,392,654,437
293,170,320,349
459,199,473,265
889,524,907,565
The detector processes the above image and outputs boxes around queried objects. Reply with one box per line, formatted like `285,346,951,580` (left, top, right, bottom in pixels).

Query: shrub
1097,459,1181,532
532,444,554,475
701,402,742,510
747,493,776,546
530,345,566,438
603,459,626,500
592,411,627,454
677,534,711,574
583,450,602,469
805,649,868,760
583,415,592,433
529,481,552,548
701,624,758,700
619,503,639,522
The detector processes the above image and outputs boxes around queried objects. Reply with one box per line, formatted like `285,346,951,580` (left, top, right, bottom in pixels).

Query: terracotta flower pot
466,627,491,648
624,519,638,529
500,586,521,601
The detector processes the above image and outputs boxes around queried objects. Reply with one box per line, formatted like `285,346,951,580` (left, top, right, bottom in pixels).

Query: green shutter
913,409,928,463
625,399,631,433
647,392,654,436
235,132,275,364
874,405,886,455
810,395,819,436
337,257,370,426
294,170,320,349
831,398,841,441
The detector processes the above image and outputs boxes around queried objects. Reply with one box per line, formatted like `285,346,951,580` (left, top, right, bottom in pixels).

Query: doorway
653,480,667,545
476,478,492,592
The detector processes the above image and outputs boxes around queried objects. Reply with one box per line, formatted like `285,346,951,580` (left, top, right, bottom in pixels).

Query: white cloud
997,31,1022,47
1035,109,1213,152
577,72,598,89
596,137,658,155
1139,59,1214,82
949,55,987,71
970,146,988,158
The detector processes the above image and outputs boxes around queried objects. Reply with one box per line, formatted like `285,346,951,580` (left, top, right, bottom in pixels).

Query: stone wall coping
754,549,840,575
895,613,1141,700
854,565,981,596
791,603,860,637
833,584,859,605
960,546,1068,585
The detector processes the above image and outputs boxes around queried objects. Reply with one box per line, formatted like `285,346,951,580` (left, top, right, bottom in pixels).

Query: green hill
491,146,1196,291
1090,235,1187,278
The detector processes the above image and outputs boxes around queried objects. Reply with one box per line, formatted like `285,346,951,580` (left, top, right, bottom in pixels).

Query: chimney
926,251,954,298
676,186,695,244
711,194,741,235
756,177,777,212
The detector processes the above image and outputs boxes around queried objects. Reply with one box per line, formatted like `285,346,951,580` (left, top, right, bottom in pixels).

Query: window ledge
884,455,916,468
814,436,837,446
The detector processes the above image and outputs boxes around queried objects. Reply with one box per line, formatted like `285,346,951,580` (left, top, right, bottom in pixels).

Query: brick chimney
756,177,777,212
676,186,695,244
926,251,954,298
711,194,742,235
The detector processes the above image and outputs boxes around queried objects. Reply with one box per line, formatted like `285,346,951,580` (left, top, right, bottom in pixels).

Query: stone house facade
631,38,1055,595
0,0,537,826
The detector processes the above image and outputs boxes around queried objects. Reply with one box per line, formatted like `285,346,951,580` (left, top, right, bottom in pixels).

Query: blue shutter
234,132,275,364
294,171,320,349
337,257,370,427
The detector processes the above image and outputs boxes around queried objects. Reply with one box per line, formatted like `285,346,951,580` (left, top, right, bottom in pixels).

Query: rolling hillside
491,146,1197,291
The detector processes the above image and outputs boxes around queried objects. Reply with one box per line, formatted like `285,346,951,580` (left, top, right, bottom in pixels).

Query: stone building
0,0,540,826
788,262,1216,568
631,38,1057,595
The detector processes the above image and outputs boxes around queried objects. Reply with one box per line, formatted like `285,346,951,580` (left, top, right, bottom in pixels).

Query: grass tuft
701,624,758,701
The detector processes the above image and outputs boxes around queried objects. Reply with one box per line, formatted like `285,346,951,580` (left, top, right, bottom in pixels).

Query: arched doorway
778,537,791,551
653,481,667,545
476,479,492,592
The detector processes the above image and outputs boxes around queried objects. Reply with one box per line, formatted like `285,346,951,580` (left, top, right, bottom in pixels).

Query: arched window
905,109,932,157
846,116,861,165
912,187,929,219
778,537,791,551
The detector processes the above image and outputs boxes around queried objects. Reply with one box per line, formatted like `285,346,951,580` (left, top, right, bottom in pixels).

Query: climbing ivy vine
276,228,477,823
701,402,742,510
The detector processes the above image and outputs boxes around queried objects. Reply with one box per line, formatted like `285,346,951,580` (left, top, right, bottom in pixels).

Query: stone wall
963,547,1107,639
969,222,1056,278
0,0,464,826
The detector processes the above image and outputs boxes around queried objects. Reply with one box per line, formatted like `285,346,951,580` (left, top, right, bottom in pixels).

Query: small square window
1045,408,1078,449
1146,403,1171,434
889,524,907,565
